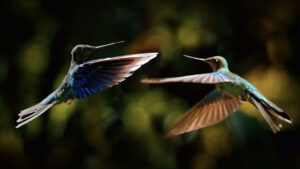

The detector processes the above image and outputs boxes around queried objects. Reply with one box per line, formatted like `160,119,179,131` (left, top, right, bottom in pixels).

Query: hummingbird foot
65,99,73,104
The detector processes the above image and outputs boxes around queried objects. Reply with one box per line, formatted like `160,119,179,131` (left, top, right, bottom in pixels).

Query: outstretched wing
165,89,242,137
70,53,158,98
141,72,235,84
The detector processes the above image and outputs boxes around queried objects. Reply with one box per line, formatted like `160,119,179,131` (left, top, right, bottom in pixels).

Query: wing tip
164,127,192,138
140,79,149,83
127,52,158,70
127,52,159,59
143,52,159,56
140,78,166,84
138,52,159,63
163,129,180,138
140,78,154,83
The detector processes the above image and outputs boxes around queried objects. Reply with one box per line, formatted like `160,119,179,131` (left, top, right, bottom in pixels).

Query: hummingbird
17,41,158,128
141,55,292,137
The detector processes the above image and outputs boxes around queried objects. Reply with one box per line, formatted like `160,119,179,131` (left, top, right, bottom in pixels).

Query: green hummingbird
141,55,292,136
17,41,158,128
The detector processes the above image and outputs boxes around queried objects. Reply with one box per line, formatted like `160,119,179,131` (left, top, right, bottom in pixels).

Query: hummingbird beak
183,55,206,62
95,41,125,49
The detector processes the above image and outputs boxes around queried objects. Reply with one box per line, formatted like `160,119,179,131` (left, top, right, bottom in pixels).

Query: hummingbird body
142,55,292,136
17,41,158,128
217,78,244,97
41,76,73,105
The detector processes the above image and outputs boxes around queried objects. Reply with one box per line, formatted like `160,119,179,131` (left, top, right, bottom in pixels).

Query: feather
16,101,56,128
165,89,242,137
141,72,235,84
252,98,282,133
70,53,158,99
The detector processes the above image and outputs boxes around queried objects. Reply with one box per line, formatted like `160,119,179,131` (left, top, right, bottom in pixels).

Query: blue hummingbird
17,41,158,128
141,55,292,136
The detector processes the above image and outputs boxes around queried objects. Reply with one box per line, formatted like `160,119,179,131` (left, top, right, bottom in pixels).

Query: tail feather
16,102,55,128
260,100,292,124
18,104,41,117
252,98,282,133
250,93,292,133
250,92,292,124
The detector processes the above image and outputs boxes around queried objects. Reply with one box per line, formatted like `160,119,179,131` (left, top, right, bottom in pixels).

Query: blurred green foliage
1,0,300,169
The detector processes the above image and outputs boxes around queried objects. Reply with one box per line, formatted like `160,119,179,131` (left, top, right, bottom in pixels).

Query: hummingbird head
71,44,97,64
71,41,124,64
204,56,228,71
184,55,228,71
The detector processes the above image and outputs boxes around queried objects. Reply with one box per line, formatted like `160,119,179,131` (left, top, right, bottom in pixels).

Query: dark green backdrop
1,0,300,169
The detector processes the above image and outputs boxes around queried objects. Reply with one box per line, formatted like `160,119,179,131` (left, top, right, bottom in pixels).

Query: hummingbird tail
16,102,56,128
260,100,292,124
251,95,292,133
252,98,281,133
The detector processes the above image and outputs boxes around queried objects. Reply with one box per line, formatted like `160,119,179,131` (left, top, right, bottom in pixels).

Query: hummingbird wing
141,72,235,84
165,89,242,137
70,53,158,98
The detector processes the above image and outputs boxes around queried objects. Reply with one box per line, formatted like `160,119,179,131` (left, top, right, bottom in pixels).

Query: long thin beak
95,41,125,49
183,55,206,61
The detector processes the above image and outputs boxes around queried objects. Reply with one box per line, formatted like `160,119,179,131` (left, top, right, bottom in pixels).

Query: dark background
1,0,300,169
